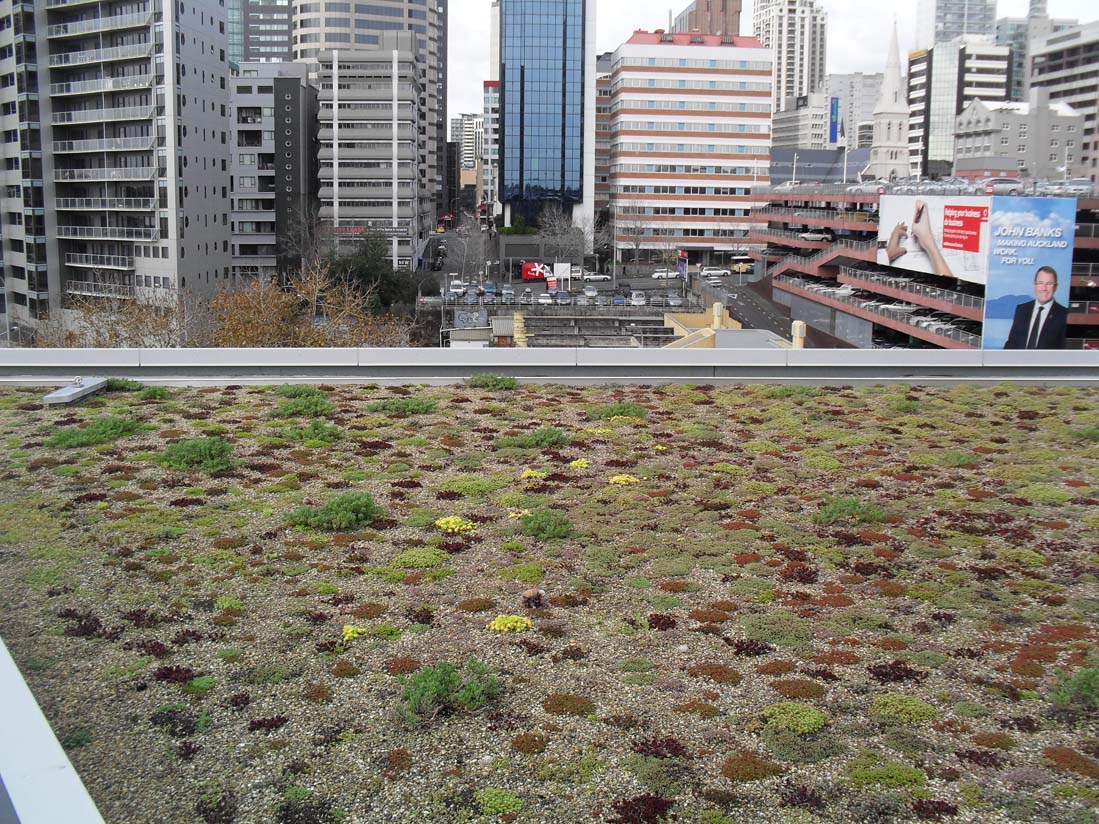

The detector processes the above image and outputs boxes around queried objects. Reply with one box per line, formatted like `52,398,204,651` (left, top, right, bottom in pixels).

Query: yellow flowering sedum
608,474,640,485
584,427,613,435
435,515,476,534
654,445,669,453
486,614,533,633
342,624,367,643
507,509,532,520
520,468,547,479
569,458,590,469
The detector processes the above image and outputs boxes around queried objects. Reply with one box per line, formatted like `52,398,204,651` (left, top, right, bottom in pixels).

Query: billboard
876,196,993,284
983,196,1075,350
829,97,840,146
876,195,1076,349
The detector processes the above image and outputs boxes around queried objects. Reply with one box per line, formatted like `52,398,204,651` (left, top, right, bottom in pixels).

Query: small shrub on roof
467,373,518,390
519,509,572,540
288,492,383,531
367,397,437,416
762,702,828,735
870,694,939,724
813,496,885,525
47,416,142,448
398,660,500,726
160,437,235,473
496,427,568,449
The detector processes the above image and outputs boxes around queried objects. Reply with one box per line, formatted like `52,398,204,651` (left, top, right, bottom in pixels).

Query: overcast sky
447,0,1096,130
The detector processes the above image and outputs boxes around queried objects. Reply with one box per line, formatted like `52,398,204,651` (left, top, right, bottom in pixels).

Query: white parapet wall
0,347,1095,384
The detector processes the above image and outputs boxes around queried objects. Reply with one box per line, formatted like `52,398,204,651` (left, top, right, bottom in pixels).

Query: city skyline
447,0,1096,123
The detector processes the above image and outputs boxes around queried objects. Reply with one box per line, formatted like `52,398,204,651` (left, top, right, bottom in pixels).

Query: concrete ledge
788,349,984,367
140,348,358,367
0,637,104,824
0,348,140,367
356,348,578,367
982,350,1099,368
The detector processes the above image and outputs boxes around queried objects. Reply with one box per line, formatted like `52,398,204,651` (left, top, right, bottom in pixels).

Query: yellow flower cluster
507,509,532,520
608,474,640,485
521,468,547,479
342,624,367,643
434,515,476,534
584,427,613,435
569,458,590,469
486,614,533,633
654,445,669,453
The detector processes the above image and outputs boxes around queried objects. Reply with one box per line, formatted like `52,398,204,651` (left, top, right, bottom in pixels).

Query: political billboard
982,196,1075,350
876,195,1076,349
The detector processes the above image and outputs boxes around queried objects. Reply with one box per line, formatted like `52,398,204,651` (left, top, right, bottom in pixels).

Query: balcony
46,12,152,39
45,0,105,8
51,105,154,125
54,166,156,181
53,136,155,153
48,42,153,68
65,252,135,270
56,225,159,240
56,198,156,211
50,74,154,96
65,278,135,299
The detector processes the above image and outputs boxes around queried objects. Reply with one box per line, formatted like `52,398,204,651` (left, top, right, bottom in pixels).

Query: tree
33,290,209,348
209,257,412,347
538,204,585,263
328,232,435,311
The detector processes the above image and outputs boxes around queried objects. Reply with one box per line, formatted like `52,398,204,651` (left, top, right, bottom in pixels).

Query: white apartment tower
752,0,826,113
863,24,909,181
916,0,995,49
823,73,883,150
316,35,430,269
0,0,232,342
608,31,772,267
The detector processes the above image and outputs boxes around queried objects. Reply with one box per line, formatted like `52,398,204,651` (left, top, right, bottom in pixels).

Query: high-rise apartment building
752,0,826,113
916,0,995,49
230,62,318,282
499,0,596,231
996,0,1076,101
316,36,431,269
227,0,293,63
482,81,500,210
607,30,772,266
671,0,742,37
450,113,483,169
0,0,232,343
907,35,1010,177
823,73,883,150
293,0,447,224
1029,21,1099,181
772,94,840,150
594,51,612,223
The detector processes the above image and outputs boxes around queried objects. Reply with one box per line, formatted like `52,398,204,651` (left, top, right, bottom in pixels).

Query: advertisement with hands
878,196,992,284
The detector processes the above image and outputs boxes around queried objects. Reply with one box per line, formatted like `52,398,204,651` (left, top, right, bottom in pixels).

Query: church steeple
863,21,910,181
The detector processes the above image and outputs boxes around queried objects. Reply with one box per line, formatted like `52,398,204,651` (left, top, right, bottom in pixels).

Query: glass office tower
499,0,587,226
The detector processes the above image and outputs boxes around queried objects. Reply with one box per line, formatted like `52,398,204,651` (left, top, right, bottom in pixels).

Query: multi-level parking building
316,35,430,269
0,0,232,342
748,184,1099,349
607,30,772,268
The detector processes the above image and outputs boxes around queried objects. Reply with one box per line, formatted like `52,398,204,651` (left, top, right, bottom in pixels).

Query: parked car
583,285,598,298
447,279,467,297
500,286,515,302
612,293,627,306
980,177,1024,195
519,288,534,305
536,292,554,305
700,267,730,278
483,281,498,295
629,290,647,306
648,295,667,307
705,276,723,287
583,270,612,282
555,291,572,305
773,180,803,191
1044,178,1094,196
574,295,591,306
798,230,834,242
463,293,479,305
846,179,889,194
651,269,675,279
666,291,684,307
593,294,610,306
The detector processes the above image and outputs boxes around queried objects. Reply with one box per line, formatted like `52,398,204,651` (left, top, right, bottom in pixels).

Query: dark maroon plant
607,794,674,824
123,608,163,628
912,799,959,820
778,782,825,811
173,629,204,646
647,614,676,631
248,715,288,733
226,692,251,709
154,665,195,683
137,639,172,658
955,748,1006,768
727,638,774,656
868,660,926,683
177,740,200,761
631,737,689,759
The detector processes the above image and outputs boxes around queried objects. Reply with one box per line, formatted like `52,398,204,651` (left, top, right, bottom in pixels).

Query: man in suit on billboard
1004,266,1068,349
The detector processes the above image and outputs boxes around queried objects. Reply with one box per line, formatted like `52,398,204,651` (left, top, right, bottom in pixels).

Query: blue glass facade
499,0,585,224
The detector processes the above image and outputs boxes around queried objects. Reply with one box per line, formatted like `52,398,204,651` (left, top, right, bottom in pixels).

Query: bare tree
279,201,332,271
613,211,649,273
538,204,584,263
34,290,210,348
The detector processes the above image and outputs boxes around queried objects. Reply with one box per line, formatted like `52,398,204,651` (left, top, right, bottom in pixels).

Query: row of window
612,99,770,114
611,78,770,93
616,206,749,217
615,56,770,71
614,184,754,195
617,142,768,155
617,120,768,135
